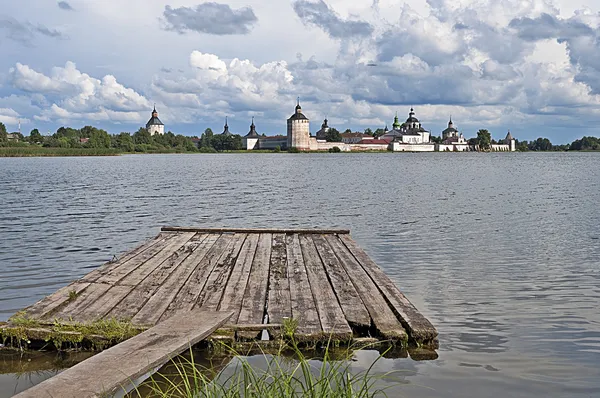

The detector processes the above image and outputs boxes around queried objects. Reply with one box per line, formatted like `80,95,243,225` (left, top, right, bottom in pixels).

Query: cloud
293,0,374,38
58,1,74,11
0,16,63,44
509,13,595,41
9,61,151,124
162,2,258,35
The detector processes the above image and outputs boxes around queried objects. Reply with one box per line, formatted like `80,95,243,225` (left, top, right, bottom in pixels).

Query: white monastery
235,101,516,152
146,106,164,136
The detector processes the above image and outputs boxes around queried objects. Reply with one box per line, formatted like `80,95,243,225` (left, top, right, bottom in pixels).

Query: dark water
1,153,599,397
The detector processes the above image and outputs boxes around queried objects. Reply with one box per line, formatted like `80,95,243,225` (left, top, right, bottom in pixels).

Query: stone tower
146,105,164,136
287,98,310,151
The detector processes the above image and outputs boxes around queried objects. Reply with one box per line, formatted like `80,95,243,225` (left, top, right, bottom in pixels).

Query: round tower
287,98,310,150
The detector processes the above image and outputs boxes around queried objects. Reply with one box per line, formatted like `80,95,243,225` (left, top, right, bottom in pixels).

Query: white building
437,117,470,151
243,117,260,150
146,106,164,136
382,108,435,152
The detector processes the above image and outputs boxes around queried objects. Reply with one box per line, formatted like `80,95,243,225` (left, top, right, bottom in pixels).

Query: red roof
357,139,389,145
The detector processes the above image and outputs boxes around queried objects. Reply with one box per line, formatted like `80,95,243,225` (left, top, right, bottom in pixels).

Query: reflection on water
1,153,599,397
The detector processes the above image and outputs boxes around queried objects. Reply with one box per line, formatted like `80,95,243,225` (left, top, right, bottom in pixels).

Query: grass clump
138,339,395,398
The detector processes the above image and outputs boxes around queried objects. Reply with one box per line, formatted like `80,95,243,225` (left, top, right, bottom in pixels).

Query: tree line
0,123,244,153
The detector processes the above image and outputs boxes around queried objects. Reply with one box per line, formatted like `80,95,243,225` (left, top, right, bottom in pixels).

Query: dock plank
195,233,247,310
13,310,233,398
49,282,113,322
237,233,272,339
132,234,220,326
267,233,292,334
312,234,371,329
325,235,407,340
299,234,352,341
20,282,91,320
102,234,207,321
81,233,173,284
218,234,259,317
339,234,438,344
160,234,234,322
286,234,321,338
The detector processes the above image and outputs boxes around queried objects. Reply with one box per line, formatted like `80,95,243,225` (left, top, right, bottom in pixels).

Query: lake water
1,153,599,397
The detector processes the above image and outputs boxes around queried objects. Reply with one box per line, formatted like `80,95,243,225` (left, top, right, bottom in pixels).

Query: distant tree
515,139,529,151
114,132,134,152
528,137,552,151
364,128,373,136
325,127,341,142
211,134,242,151
329,146,341,153
55,126,79,139
477,129,491,151
0,122,6,144
88,128,111,148
373,128,385,138
430,135,442,144
570,136,600,151
29,128,43,144
200,128,214,148
133,127,152,145
343,128,352,134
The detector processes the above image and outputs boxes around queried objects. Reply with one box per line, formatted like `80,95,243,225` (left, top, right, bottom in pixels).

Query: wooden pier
3,227,438,348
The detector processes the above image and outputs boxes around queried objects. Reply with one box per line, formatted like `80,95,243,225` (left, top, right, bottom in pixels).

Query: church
146,106,164,136
381,108,435,151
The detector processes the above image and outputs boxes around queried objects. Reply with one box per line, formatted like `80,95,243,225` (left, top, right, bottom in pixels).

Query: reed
138,339,397,398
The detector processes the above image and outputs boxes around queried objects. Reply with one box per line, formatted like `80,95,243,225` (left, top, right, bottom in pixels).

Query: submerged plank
339,235,438,344
13,310,233,398
299,234,352,341
312,234,371,329
237,233,272,339
267,233,292,335
132,234,220,325
325,235,407,340
286,234,321,338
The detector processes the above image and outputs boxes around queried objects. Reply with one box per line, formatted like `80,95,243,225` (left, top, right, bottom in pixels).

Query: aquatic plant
137,339,396,398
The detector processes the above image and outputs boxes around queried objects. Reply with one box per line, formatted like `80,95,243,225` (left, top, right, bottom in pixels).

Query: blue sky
1,0,600,143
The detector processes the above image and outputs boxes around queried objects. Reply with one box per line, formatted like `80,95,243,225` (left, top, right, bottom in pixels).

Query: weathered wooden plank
112,232,196,286
13,310,233,398
324,235,407,341
267,233,292,335
159,234,234,322
218,234,260,317
312,234,371,329
162,226,351,234
298,234,353,341
132,234,221,326
339,234,438,344
49,283,113,321
59,232,196,322
19,282,91,320
286,234,321,339
196,234,247,310
81,232,173,284
237,233,272,339
101,234,207,322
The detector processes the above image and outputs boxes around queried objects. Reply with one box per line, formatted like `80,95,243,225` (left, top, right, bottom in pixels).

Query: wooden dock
4,227,437,348
13,309,232,398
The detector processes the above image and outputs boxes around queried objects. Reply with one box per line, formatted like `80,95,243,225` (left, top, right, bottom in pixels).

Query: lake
1,153,599,397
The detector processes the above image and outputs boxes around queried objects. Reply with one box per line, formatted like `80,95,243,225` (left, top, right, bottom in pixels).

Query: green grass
136,339,396,398
0,147,121,157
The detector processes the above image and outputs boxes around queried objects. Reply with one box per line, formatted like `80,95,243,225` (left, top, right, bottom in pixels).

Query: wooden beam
161,226,351,234
13,310,233,398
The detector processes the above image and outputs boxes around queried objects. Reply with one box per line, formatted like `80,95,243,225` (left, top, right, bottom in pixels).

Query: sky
1,0,600,143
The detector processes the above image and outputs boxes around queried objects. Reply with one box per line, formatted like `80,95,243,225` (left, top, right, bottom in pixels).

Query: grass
135,338,396,398
2,312,142,350
0,147,121,157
